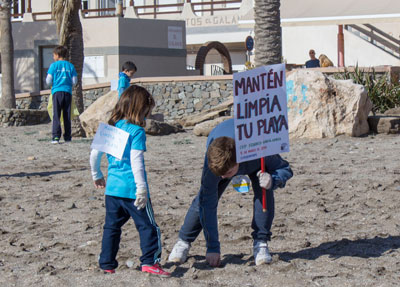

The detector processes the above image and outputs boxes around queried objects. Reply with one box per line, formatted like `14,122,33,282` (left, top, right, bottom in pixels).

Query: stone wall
15,86,111,111
136,79,233,120
8,67,398,126
0,109,49,127
13,76,234,125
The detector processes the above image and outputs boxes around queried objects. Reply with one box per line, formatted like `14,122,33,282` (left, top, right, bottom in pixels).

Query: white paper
110,79,118,91
233,64,290,163
91,123,130,160
83,56,105,78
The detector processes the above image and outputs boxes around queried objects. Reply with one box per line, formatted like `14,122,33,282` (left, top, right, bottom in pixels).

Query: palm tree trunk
0,0,15,109
254,0,282,67
66,2,84,115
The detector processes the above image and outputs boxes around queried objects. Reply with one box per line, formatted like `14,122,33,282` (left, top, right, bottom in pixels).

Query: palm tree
0,0,15,109
253,0,282,67
52,0,85,136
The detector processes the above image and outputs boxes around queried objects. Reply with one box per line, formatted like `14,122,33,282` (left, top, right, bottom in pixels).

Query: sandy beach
0,122,399,287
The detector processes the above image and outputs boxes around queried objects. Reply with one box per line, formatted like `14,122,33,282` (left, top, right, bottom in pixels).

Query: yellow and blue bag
47,93,80,124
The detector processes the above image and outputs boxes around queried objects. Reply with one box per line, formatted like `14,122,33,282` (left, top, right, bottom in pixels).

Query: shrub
333,65,400,113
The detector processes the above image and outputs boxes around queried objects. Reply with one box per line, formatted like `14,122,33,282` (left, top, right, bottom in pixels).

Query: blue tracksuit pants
179,172,275,245
99,195,162,270
52,91,72,141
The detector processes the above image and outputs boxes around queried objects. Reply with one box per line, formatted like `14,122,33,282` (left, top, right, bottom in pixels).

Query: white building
3,0,400,93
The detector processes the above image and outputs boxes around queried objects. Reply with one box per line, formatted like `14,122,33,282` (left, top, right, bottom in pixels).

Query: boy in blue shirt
46,46,77,144
118,61,137,98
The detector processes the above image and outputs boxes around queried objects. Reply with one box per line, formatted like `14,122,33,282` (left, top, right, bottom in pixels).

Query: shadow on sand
165,235,400,277
278,235,400,261
0,168,87,178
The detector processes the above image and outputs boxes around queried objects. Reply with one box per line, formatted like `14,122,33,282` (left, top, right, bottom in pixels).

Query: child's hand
94,178,106,189
257,171,272,189
134,189,148,210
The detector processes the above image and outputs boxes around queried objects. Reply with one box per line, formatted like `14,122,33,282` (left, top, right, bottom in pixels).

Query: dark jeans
99,195,161,270
179,172,275,245
52,91,72,141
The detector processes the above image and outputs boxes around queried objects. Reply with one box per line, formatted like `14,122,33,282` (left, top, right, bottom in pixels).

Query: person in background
46,45,77,144
168,119,293,267
305,49,320,68
319,54,334,67
118,61,137,98
90,85,171,277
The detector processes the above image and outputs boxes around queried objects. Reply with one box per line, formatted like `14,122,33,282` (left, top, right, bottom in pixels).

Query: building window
82,0,89,10
98,0,115,16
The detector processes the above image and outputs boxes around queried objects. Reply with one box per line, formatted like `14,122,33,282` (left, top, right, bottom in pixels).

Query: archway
195,41,233,75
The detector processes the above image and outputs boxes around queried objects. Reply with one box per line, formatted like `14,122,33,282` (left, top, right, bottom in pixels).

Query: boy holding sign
168,119,292,267
89,85,170,277
170,64,292,267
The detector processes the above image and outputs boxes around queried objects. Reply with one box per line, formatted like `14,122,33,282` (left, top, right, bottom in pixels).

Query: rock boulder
181,98,233,127
287,70,372,138
145,119,184,136
79,90,118,137
368,115,400,134
193,116,232,136
79,90,184,137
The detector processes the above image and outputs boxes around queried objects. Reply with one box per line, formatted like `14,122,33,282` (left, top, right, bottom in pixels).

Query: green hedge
333,66,400,113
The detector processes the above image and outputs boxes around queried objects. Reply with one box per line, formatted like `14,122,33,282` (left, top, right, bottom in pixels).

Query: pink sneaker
103,269,115,274
142,263,171,278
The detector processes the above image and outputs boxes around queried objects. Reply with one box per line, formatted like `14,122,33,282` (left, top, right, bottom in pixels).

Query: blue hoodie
199,119,293,253
118,72,131,98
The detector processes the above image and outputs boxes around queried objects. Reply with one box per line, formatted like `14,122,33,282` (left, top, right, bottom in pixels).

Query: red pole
261,157,267,212
27,0,32,13
338,25,345,67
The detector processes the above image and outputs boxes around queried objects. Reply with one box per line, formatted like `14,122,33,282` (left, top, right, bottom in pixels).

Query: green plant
333,65,400,113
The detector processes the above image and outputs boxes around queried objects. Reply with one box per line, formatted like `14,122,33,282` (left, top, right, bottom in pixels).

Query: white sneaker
168,239,191,263
253,240,272,265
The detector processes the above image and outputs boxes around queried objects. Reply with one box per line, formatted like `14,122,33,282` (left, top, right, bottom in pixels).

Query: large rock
145,119,184,135
368,115,400,134
384,107,400,116
287,70,372,138
79,90,118,137
181,98,233,127
79,90,184,137
193,116,232,136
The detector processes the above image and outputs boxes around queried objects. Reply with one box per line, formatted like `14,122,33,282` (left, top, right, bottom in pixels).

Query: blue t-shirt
305,59,320,68
118,72,131,98
47,60,77,94
105,120,148,199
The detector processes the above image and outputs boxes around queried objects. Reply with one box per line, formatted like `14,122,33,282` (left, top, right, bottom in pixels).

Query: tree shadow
277,235,400,262
0,168,86,178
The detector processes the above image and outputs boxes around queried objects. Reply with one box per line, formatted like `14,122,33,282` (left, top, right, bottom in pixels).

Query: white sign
110,79,118,91
233,64,290,163
83,56,105,78
185,15,240,27
91,123,130,160
168,26,183,49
